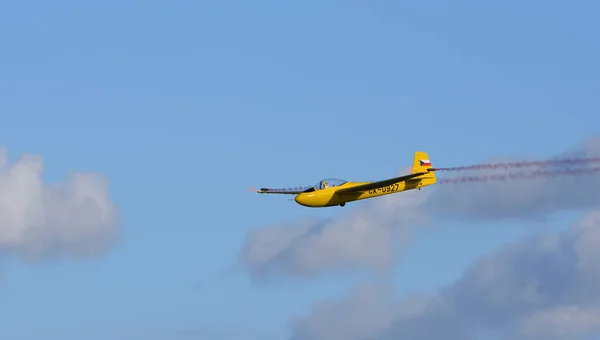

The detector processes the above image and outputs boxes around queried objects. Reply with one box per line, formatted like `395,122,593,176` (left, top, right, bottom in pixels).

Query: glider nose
294,194,308,206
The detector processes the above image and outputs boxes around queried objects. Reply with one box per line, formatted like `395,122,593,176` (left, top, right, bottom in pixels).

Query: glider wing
334,172,428,194
257,186,310,194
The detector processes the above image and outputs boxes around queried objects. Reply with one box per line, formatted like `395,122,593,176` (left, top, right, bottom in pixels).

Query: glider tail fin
412,151,437,187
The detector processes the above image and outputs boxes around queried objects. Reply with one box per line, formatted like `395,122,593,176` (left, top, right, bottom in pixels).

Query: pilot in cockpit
317,180,327,190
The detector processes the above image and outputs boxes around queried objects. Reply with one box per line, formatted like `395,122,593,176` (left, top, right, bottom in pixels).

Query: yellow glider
257,151,437,207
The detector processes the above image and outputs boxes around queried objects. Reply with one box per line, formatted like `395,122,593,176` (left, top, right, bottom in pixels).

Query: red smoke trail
439,166,600,184
432,156,600,172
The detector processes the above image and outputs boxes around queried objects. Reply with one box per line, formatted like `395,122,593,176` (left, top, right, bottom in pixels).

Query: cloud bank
0,146,119,260
289,210,600,340
242,189,426,279
241,137,600,279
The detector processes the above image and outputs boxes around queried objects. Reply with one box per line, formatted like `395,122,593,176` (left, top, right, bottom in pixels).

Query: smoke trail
432,156,600,172
439,166,600,184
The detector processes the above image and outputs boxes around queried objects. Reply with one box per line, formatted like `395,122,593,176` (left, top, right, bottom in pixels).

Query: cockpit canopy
313,178,348,190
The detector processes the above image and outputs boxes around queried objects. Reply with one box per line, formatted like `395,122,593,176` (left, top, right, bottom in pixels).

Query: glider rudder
412,151,437,186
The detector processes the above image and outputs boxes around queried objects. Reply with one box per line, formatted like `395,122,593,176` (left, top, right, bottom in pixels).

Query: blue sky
1,1,599,339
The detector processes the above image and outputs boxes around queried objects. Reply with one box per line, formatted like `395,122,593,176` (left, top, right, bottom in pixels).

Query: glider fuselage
294,179,421,207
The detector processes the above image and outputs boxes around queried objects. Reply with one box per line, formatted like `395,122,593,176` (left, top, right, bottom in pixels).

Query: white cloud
289,210,600,340
0,146,119,260
241,190,427,279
